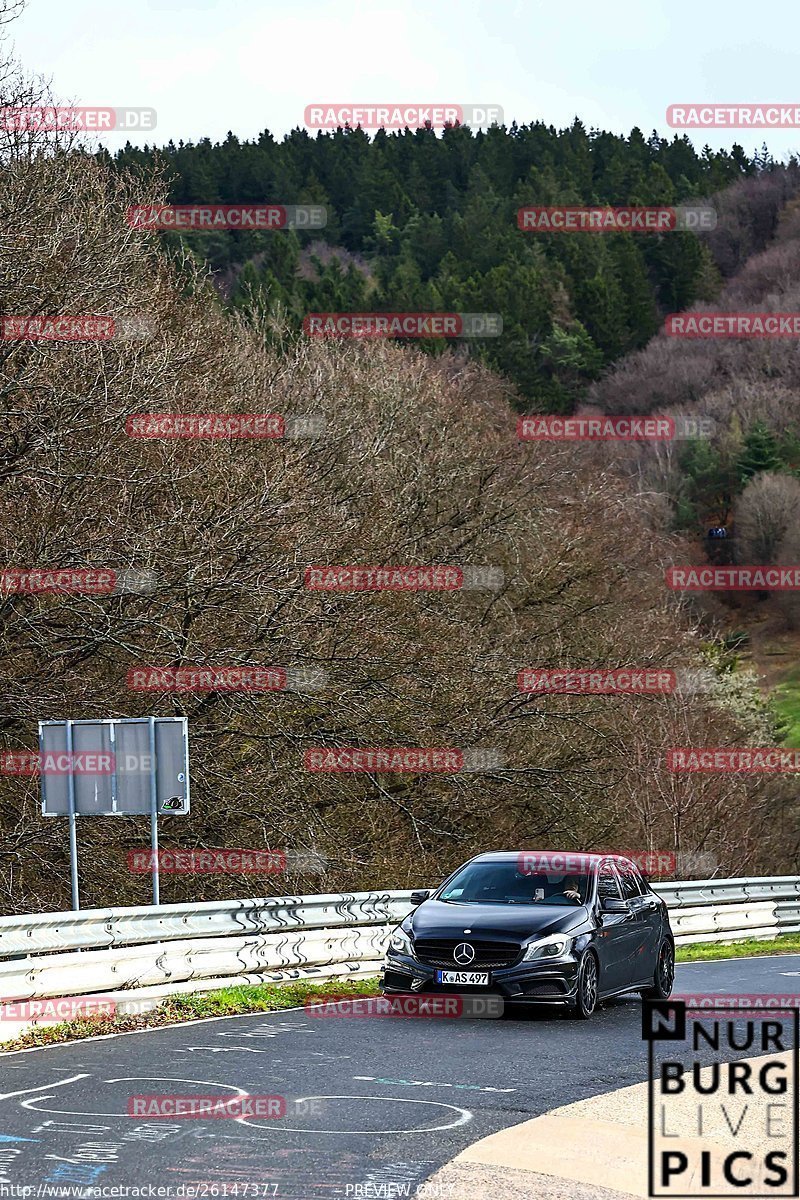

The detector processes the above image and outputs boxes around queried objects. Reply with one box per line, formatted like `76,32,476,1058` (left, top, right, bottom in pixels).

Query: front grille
420,981,506,995
413,937,522,969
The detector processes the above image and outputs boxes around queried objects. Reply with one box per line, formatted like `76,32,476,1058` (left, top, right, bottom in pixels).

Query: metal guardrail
0,892,411,957
0,877,797,1004
0,892,410,1004
653,876,800,945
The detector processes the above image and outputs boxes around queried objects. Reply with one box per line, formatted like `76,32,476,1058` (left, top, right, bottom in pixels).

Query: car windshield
438,861,593,905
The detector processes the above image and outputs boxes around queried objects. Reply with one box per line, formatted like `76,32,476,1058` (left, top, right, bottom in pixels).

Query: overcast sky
6,0,800,159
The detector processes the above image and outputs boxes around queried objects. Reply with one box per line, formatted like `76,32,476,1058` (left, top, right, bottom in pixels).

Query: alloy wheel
657,940,675,996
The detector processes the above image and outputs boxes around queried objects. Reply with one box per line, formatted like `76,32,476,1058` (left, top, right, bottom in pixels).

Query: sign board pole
64,719,80,911
148,716,160,906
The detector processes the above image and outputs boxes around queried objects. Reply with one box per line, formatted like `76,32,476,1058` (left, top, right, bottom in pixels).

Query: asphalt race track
0,956,797,1199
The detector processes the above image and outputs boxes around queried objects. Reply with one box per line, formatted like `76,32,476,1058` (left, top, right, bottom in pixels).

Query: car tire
641,938,675,1000
569,951,598,1020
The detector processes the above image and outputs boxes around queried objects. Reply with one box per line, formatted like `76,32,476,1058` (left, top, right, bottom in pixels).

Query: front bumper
381,949,581,1004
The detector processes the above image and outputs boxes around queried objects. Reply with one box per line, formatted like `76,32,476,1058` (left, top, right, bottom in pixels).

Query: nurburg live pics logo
643,998,799,1197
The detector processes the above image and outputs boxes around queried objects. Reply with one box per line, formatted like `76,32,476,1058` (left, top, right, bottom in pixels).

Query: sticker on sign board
160,796,187,813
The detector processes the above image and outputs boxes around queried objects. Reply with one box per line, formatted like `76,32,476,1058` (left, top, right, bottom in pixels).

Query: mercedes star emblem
453,942,476,965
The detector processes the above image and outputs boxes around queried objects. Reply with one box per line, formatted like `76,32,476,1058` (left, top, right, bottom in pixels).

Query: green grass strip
1,976,381,1051
677,932,800,961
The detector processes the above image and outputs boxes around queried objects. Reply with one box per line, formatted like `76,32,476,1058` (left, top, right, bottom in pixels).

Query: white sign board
39,717,189,816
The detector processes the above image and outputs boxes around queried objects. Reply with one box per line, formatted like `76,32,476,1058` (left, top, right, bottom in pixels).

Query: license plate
436,970,490,985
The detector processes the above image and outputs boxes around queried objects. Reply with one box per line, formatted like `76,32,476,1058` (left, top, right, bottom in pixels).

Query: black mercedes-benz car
381,850,675,1019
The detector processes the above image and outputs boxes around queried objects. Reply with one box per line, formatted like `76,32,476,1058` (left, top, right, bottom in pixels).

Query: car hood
409,898,589,942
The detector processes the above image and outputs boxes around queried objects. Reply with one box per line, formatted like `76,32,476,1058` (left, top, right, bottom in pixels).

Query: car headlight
388,927,414,956
522,934,572,962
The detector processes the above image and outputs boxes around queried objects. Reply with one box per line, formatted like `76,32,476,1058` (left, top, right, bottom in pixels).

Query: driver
557,876,581,903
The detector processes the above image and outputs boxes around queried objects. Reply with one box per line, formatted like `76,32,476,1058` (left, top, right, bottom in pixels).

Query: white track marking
0,1074,90,1101
237,1094,473,1135
21,1076,248,1118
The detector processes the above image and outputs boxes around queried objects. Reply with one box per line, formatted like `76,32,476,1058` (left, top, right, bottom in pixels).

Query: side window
629,862,649,895
598,864,622,901
617,860,642,900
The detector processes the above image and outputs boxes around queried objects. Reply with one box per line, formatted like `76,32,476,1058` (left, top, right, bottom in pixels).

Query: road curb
425,1049,792,1199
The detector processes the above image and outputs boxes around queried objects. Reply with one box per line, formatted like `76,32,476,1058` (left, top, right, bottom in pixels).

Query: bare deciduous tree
735,473,800,565
0,30,795,910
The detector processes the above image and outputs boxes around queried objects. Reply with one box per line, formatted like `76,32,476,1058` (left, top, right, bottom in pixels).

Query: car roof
468,850,633,866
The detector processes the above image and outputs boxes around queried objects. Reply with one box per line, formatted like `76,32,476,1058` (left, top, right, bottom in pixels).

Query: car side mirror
601,896,629,914
410,889,432,906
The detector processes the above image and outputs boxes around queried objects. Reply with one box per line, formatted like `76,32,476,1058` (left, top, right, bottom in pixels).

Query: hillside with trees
111,127,797,411
583,187,800,741
0,19,797,913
